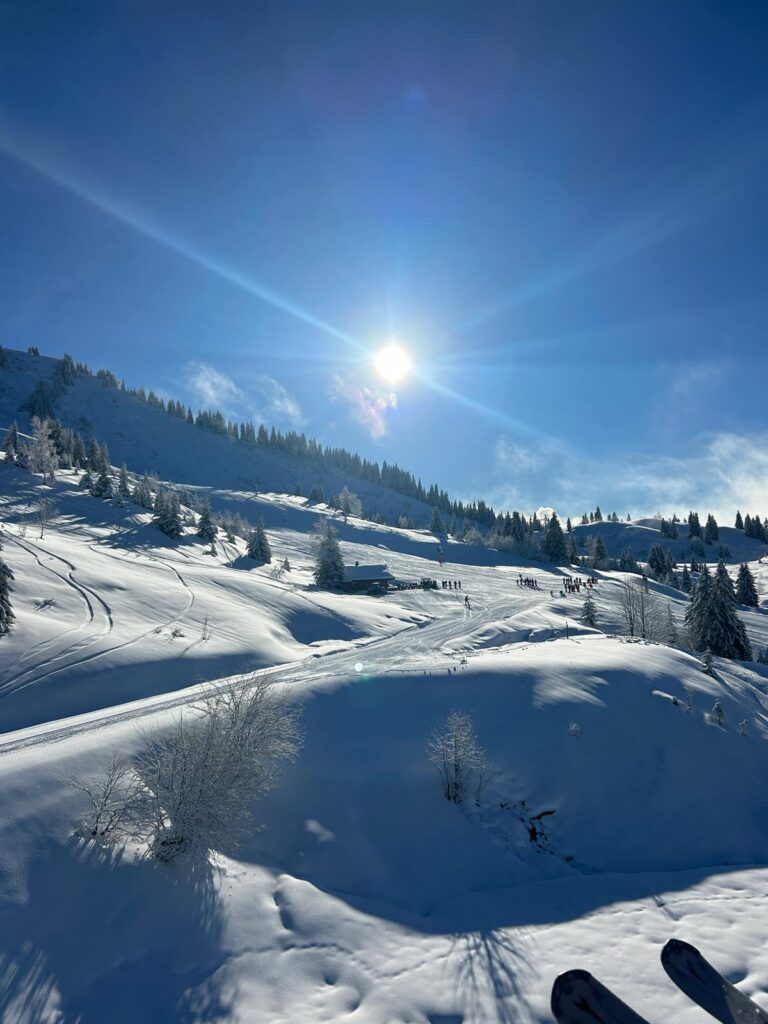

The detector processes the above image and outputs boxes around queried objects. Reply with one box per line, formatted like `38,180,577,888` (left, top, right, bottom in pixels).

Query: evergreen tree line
16,352,501,530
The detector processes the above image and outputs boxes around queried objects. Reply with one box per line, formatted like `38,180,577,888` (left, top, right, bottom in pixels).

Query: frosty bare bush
427,709,487,805
68,676,302,861
66,754,141,843
619,579,665,640
134,676,302,861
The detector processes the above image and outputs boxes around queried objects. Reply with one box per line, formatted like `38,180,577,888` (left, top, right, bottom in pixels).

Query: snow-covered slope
572,516,767,563
0,347,437,525
2,439,768,1022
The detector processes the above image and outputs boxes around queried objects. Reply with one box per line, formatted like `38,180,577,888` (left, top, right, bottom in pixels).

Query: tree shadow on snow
451,927,535,1024
0,837,231,1024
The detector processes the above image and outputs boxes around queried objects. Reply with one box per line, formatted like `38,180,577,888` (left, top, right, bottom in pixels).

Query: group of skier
562,575,595,594
517,574,540,589
440,579,462,590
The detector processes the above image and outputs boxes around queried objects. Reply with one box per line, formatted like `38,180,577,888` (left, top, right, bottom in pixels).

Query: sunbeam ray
0,123,364,353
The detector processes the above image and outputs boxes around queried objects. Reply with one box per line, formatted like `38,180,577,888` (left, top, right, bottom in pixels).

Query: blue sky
1,0,767,517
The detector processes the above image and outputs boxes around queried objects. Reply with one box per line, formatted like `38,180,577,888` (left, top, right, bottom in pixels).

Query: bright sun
373,342,412,384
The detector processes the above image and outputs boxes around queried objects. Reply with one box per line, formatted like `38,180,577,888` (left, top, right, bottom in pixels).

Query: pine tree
197,504,218,543
580,592,598,628
308,484,324,503
687,562,752,661
152,489,183,538
704,514,719,545
0,542,14,636
541,513,568,564
132,474,154,510
90,467,113,498
681,564,692,593
735,510,744,530
647,543,666,580
567,537,579,565
79,469,93,490
246,517,272,563
735,563,759,607
313,520,344,587
118,464,131,497
592,534,608,567
22,380,55,419
619,546,638,572
2,422,19,462
429,506,445,534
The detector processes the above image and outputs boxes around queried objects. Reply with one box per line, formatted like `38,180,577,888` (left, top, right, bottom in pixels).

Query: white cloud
331,375,397,439
487,431,768,521
252,375,305,428
185,362,243,414
184,362,304,428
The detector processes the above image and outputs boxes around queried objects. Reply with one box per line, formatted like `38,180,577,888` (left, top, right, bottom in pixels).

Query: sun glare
374,342,412,384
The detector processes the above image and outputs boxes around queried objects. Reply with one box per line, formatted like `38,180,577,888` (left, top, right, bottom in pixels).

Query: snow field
1,463,768,1021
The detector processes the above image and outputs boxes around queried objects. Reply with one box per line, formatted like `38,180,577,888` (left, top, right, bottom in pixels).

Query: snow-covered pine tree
687,562,752,661
308,484,324,503
313,520,344,587
685,564,714,652
197,503,218,543
541,512,568,564
28,417,58,483
429,506,445,534
580,592,598,628
1,422,19,463
712,560,752,660
132,474,154,509
86,438,102,472
118,464,130,497
153,489,183,538
247,517,272,563
78,469,93,490
711,697,726,726
90,466,113,499
735,563,759,607
0,540,14,636
71,433,86,469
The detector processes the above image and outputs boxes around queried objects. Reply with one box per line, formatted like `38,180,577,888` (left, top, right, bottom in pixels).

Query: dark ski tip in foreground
662,938,768,1024
551,968,652,1024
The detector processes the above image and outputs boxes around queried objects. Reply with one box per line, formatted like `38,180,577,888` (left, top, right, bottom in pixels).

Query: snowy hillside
0,348,439,525
2,455,768,1022
572,516,768,564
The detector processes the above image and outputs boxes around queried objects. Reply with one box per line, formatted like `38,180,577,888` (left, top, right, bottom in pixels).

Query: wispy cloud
184,361,304,427
186,362,243,414
331,375,397,439
486,431,768,520
252,375,305,427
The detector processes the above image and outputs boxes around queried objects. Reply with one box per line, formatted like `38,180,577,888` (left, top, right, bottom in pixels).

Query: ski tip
661,938,700,967
551,969,594,1016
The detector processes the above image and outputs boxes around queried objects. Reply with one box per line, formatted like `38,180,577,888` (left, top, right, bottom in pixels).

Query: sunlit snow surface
1,463,768,1022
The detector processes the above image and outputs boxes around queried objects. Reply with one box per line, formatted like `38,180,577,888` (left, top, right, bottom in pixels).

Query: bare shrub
133,676,302,861
66,754,141,843
427,709,487,805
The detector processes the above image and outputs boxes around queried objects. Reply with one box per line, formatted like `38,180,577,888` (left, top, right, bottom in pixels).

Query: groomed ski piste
2,460,768,1023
